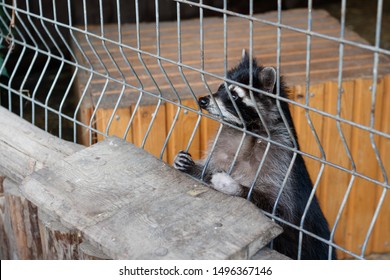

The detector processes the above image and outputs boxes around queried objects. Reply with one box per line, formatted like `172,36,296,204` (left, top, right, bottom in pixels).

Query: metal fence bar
138,0,164,150
115,0,144,142
298,0,327,260
123,0,148,142
24,0,52,127
175,1,202,153
1,3,27,114
246,0,274,201
221,0,248,178
197,0,225,181
37,0,64,133
98,0,126,138
55,0,78,140
327,0,355,259
270,0,299,227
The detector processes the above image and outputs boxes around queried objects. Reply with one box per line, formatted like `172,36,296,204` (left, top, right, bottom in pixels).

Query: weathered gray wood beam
0,108,107,259
21,137,283,259
0,107,83,183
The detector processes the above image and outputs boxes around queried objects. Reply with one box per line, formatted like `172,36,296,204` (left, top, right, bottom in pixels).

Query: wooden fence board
320,81,355,259
372,75,390,254
95,107,133,142
344,78,384,257
0,176,9,260
291,83,325,186
132,104,168,161
166,100,202,164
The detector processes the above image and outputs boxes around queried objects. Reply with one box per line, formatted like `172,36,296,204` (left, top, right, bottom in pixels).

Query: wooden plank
345,78,384,257
0,107,83,183
95,107,133,143
165,100,202,164
0,176,10,260
77,241,111,260
82,28,346,57
200,115,220,154
3,179,42,260
21,137,282,259
132,104,168,161
86,35,367,74
76,106,94,146
78,9,335,45
74,72,95,146
38,210,81,260
372,75,390,254
291,83,325,186
38,210,109,260
84,39,374,81
251,247,290,260
319,81,355,259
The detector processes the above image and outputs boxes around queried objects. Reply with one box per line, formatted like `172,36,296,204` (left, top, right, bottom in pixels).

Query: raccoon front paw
210,172,243,196
173,150,195,172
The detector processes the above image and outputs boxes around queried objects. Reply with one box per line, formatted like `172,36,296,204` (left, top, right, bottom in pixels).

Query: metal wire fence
0,0,389,260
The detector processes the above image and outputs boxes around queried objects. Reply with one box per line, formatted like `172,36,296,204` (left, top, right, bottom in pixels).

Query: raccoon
173,51,336,260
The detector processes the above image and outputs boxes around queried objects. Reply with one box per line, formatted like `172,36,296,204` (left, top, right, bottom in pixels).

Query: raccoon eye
228,85,241,101
230,91,239,101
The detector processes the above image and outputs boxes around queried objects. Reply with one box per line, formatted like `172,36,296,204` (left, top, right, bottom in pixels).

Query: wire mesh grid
0,0,389,260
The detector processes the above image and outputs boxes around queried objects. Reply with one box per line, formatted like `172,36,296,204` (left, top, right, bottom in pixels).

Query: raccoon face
198,54,280,131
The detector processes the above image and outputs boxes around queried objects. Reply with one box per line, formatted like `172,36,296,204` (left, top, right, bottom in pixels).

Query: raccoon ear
241,48,249,61
259,67,277,93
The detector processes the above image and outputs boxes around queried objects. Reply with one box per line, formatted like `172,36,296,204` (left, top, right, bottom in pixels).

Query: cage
0,0,389,260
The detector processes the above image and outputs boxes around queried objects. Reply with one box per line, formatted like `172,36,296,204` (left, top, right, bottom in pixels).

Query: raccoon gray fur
173,51,336,260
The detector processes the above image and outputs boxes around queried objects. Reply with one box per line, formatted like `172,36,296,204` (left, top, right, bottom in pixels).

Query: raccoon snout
198,96,210,109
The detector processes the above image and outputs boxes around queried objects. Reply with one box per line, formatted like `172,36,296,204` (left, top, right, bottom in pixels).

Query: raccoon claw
174,150,195,172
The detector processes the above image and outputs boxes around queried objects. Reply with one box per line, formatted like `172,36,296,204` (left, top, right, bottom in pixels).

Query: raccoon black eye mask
174,51,336,260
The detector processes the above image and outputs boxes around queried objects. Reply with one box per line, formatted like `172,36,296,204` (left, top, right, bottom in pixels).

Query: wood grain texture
251,247,290,260
21,137,282,259
319,81,355,259
78,241,111,260
38,210,82,260
200,115,220,153
166,100,202,164
3,178,42,259
0,107,83,183
96,107,133,142
291,83,325,186
72,9,390,108
0,176,10,259
132,104,168,161
38,210,109,260
345,78,384,257
372,75,390,254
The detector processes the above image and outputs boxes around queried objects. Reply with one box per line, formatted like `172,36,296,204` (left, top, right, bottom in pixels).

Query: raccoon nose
198,96,210,109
